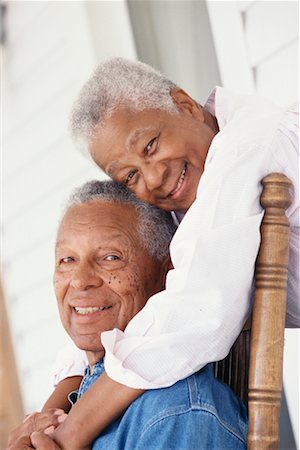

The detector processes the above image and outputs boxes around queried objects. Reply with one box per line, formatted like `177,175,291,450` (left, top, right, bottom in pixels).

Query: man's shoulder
128,364,246,428
92,365,247,449
121,364,247,448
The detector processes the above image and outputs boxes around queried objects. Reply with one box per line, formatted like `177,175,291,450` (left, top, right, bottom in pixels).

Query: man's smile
74,306,113,315
71,304,114,325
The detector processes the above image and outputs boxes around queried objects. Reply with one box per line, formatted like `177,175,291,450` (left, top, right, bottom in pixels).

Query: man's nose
70,261,103,290
144,162,166,192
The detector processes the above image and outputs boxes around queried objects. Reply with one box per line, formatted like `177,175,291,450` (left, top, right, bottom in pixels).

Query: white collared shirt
54,88,299,388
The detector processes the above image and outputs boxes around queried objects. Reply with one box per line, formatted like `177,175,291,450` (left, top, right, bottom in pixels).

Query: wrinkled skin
7,409,66,448
54,201,169,366
91,89,219,212
7,431,62,450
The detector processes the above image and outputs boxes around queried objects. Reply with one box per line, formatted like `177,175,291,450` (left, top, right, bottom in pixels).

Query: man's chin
72,334,104,354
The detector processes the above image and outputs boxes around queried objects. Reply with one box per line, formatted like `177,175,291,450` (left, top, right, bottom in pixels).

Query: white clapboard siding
3,83,76,178
3,139,97,220
3,1,136,412
5,1,46,46
3,164,106,261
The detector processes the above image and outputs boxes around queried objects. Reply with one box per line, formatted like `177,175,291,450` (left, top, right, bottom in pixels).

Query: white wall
244,1,299,107
2,0,136,412
207,0,299,106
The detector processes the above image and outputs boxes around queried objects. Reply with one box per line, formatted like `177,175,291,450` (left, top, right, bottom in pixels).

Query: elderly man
9,180,247,450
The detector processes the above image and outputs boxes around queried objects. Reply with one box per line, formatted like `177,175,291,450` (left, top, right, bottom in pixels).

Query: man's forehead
56,201,139,242
55,231,125,248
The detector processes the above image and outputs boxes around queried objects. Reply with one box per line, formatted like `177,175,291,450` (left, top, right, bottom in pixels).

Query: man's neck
86,350,104,372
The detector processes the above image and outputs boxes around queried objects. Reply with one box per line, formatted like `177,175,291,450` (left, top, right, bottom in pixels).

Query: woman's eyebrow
127,127,154,151
107,127,155,176
107,161,120,177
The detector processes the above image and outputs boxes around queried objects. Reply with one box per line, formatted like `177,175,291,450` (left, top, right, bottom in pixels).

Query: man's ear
171,88,204,121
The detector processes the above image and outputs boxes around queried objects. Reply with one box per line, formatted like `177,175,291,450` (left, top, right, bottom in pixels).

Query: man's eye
104,255,120,261
144,138,156,155
61,257,74,263
125,171,137,185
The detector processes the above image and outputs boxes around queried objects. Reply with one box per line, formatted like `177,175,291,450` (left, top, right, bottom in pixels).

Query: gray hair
63,180,177,261
70,57,178,151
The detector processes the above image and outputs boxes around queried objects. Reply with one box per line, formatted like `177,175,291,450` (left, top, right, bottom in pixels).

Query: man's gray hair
65,180,177,261
70,57,178,151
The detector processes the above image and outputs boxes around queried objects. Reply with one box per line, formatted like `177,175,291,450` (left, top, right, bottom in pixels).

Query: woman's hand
7,409,67,447
7,431,62,449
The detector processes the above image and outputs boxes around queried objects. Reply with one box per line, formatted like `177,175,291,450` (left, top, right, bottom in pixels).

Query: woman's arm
42,376,83,413
52,372,143,450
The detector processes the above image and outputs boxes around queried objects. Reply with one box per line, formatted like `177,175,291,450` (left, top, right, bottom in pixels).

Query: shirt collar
204,87,217,116
204,85,238,131
85,358,105,376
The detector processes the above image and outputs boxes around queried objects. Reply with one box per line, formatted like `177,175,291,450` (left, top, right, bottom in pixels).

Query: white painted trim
206,1,255,94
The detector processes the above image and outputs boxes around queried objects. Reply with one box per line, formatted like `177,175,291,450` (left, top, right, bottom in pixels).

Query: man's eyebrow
55,240,66,250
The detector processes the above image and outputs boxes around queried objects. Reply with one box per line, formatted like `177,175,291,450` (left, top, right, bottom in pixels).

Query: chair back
214,173,293,449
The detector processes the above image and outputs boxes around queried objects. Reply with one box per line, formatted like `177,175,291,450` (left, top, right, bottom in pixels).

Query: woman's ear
171,88,204,121
161,254,173,288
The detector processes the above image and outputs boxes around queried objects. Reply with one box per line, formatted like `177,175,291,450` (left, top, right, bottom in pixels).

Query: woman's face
90,89,217,212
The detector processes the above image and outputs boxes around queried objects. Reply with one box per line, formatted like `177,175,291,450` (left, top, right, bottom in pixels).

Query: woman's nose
143,162,166,192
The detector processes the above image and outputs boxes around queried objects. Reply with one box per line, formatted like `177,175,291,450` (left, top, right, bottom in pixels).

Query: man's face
91,90,216,212
54,202,167,360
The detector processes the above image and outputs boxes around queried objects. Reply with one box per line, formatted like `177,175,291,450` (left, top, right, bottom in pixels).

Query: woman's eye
125,171,137,185
144,138,156,155
104,255,120,261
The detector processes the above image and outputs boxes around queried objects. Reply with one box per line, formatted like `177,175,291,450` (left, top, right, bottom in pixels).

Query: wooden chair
214,173,293,449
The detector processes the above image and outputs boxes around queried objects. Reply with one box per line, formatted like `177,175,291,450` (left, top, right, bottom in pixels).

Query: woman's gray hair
64,180,177,261
70,57,178,151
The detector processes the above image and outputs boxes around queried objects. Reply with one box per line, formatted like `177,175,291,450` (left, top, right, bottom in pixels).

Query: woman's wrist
51,421,90,450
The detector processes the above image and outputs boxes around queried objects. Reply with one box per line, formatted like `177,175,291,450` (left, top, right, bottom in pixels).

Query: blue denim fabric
78,361,247,449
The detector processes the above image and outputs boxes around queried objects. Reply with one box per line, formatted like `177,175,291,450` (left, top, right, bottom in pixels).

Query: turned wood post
247,173,292,449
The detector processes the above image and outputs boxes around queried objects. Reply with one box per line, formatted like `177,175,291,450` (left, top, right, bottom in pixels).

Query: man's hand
7,409,67,446
7,431,62,449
